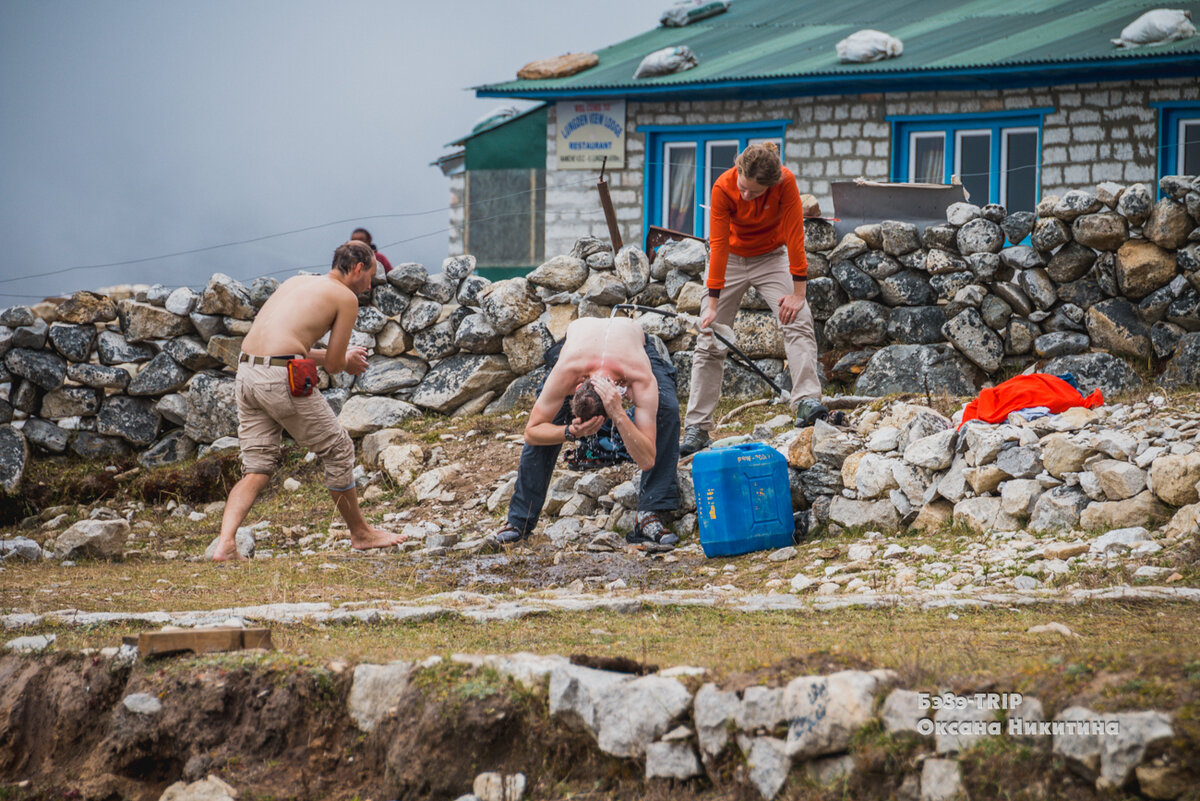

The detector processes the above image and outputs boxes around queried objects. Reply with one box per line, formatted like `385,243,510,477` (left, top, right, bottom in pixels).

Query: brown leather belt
238,353,303,367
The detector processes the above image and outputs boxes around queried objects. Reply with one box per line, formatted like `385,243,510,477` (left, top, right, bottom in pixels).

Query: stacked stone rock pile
818,175,1200,397
1,176,1198,491
351,652,1186,800
771,395,1200,562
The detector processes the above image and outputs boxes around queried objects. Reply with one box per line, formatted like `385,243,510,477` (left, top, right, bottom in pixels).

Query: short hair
332,240,374,275
736,141,782,187
570,378,606,421
351,227,373,244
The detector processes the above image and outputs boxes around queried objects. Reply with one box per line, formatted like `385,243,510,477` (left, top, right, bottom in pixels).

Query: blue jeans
507,339,680,535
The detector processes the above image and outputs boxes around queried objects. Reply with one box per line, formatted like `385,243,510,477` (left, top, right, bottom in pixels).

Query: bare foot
350,526,408,551
211,541,247,562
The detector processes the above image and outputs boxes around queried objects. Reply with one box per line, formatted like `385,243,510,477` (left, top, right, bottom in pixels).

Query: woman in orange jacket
680,142,825,455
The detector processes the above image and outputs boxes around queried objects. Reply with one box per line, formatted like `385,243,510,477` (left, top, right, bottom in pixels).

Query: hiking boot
679,425,711,456
492,523,530,546
626,512,679,547
794,397,829,428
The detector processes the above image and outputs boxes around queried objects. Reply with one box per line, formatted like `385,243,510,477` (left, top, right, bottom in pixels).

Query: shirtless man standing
494,316,680,547
211,240,404,561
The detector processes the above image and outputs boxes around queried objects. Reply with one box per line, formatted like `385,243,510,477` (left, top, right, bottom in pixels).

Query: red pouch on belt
286,358,318,397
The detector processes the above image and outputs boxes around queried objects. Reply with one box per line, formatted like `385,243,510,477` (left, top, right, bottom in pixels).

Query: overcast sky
0,0,653,304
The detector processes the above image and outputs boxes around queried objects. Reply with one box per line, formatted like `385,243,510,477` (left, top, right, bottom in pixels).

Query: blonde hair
736,141,782,187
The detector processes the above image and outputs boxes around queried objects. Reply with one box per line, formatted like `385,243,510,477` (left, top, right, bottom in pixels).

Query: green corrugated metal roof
475,0,1200,97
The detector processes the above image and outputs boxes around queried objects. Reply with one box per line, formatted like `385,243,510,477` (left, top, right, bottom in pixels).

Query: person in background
351,227,393,274
679,142,825,456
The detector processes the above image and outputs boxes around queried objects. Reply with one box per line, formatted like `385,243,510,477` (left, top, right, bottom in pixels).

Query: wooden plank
135,627,273,657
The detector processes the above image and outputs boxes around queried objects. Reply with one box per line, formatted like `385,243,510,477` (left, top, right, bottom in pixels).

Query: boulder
956,218,1005,255
71,432,131,459
1034,331,1089,358
4,348,66,391
886,306,946,345
528,255,588,292
829,495,900,531
127,353,192,396
40,386,101,419
138,430,197,469
442,254,476,281
1031,217,1070,252
1045,241,1097,284
400,297,442,333
480,278,546,335
161,336,221,371
832,260,879,300
196,273,256,319
1143,198,1193,249
878,271,936,306
1079,490,1172,531
337,396,421,437
854,344,976,397
356,355,428,394
118,300,195,341
54,291,117,324
783,670,888,758
55,519,129,560
67,362,130,391
954,496,1023,532
96,330,155,365
411,320,457,361
1115,240,1175,300
371,285,409,318
387,263,428,294
655,238,708,275
824,301,889,346
347,662,414,732
614,246,650,296
0,426,28,493
1071,212,1127,251
184,371,238,443
1085,299,1152,360
1001,211,1036,244
1042,353,1142,395
47,323,97,362
855,250,903,280
410,354,515,413
22,418,69,454
1029,486,1090,532
165,286,200,316
1159,332,1200,390
503,321,554,375
732,310,785,359
96,396,160,446
880,220,921,256
942,308,1003,372
592,675,691,758
1148,452,1200,506
1090,459,1147,501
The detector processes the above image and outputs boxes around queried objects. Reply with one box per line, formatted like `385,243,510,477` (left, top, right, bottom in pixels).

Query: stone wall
0,175,1197,489
541,77,1200,253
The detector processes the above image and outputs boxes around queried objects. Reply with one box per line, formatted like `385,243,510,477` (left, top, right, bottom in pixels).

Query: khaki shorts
235,363,356,491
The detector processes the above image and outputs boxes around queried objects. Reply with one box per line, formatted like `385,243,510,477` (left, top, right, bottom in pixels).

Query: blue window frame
1153,102,1200,185
637,120,789,240
887,108,1053,213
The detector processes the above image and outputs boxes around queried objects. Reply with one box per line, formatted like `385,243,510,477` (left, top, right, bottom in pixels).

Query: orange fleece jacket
706,166,808,293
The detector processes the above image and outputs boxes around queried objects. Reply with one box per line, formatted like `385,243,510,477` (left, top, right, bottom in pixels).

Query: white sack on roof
659,0,730,28
1112,9,1196,47
633,45,699,79
835,29,904,63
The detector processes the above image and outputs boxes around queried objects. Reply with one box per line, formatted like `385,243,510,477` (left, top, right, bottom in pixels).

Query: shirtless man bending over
494,316,681,547
211,240,404,561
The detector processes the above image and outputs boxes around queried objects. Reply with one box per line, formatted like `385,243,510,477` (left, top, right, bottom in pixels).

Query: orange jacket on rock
706,166,808,293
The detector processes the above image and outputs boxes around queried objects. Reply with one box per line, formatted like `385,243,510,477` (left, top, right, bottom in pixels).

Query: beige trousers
684,247,821,431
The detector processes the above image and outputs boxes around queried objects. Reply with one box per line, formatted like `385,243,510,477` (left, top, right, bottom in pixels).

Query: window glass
664,143,696,233
466,169,545,268
705,141,738,236
957,131,991,206
1004,129,1038,214
911,133,945,183
1181,120,1200,176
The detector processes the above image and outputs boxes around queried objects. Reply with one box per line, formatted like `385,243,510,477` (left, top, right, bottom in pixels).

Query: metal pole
597,156,623,251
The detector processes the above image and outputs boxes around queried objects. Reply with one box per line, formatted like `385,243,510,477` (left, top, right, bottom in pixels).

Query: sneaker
794,398,829,428
679,425,711,456
626,512,679,547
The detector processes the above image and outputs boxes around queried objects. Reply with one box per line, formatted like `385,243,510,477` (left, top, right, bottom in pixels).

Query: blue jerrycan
693,442,795,558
